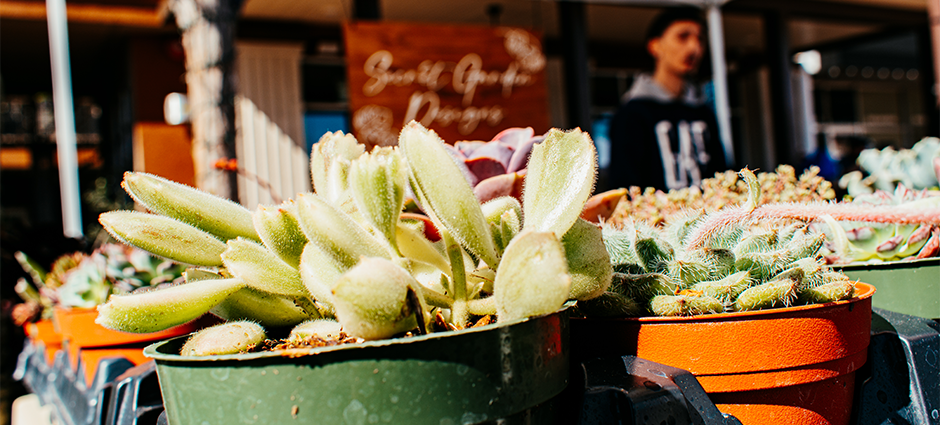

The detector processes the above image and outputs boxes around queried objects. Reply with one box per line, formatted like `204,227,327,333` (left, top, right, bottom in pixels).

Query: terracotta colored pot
570,282,875,425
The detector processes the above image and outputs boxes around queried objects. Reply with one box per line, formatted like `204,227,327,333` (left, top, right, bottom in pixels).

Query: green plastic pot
144,305,572,425
836,257,939,319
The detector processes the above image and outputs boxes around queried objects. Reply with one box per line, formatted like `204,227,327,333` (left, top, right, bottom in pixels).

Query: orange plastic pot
52,307,211,375
23,319,62,365
53,307,201,348
571,282,875,425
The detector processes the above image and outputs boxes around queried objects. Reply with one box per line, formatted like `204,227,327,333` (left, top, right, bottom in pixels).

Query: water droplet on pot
456,364,469,375
343,399,368,425
390,395,399,403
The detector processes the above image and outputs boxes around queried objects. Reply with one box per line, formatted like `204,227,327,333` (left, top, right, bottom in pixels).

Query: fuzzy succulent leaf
395,224,450,275
310,131,365,206
522,128,597,238
493,230,571,322
180,321,266,356
122,172,259,241
211,287,318,327
294,192,390,265
799,280,855,304
690,270,751,302
289,319,344,342
298,242,349,311
253,202,308,268
331,257,423,340
221,238,307,297
651,294,724,316
398,121,499,268
561,218,613,300
349,147,408,252
734,279,798,311
99,211,226,267
96,278,246,333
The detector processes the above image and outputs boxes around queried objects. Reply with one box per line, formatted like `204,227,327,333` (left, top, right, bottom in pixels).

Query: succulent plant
11,244,185,326
95,122,611,354
444,127,542,203
839,137,940,196
580,169,940,317
601,165,835,226
814,184,940,263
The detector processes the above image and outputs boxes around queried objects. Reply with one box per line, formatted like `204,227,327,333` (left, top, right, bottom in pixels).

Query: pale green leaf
523,128,597,238
349,147,407,252
253,201,309,268
562,218,613,300
398,121,499,268
210,287,318,327
310,131,364,206
221,238,307,297
122,172,259,241
494,230,570,322
294,192,390,265
331,257,423,340
180,321,266,356
96,278,246,333
99,211,226,267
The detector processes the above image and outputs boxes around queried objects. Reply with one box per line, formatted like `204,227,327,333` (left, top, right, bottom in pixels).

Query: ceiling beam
0,1,165,27
724,0,927,26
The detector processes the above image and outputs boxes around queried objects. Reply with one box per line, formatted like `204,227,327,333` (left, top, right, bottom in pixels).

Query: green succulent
95,122,612,353
12,244,186,325
815,184,940,263
581,170,857,317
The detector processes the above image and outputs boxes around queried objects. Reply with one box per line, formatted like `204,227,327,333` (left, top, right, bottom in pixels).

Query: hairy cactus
95,122,610,355
583,169,940,317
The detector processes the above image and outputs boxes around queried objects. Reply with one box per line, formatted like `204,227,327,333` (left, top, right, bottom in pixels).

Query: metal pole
706,4,735,166
46,0,83,239
927,0,940,108
559,1,592,131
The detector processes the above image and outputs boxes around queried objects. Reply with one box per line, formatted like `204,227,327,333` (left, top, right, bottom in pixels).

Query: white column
46,0,83,238
706,3,735,166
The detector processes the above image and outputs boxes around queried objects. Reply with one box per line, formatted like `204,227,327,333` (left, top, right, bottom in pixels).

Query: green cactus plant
95,122,612,354
582,169,940,317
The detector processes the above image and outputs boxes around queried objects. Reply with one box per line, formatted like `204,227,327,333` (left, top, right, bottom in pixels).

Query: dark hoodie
607,75,727,191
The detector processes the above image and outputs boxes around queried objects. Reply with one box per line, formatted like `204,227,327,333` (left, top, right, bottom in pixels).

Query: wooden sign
344,21,550,148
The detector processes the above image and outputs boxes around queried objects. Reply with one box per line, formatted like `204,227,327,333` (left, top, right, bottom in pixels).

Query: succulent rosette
93,122,612,355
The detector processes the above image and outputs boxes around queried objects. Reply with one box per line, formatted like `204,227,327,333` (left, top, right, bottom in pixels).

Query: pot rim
574,282,875,324
144,300,574,362
835,256,939,271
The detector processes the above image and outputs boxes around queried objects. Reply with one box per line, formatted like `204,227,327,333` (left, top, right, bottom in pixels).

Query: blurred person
607,7,727,191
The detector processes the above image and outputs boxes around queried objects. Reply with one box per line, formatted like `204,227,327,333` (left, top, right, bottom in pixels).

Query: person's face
648,21,704,77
